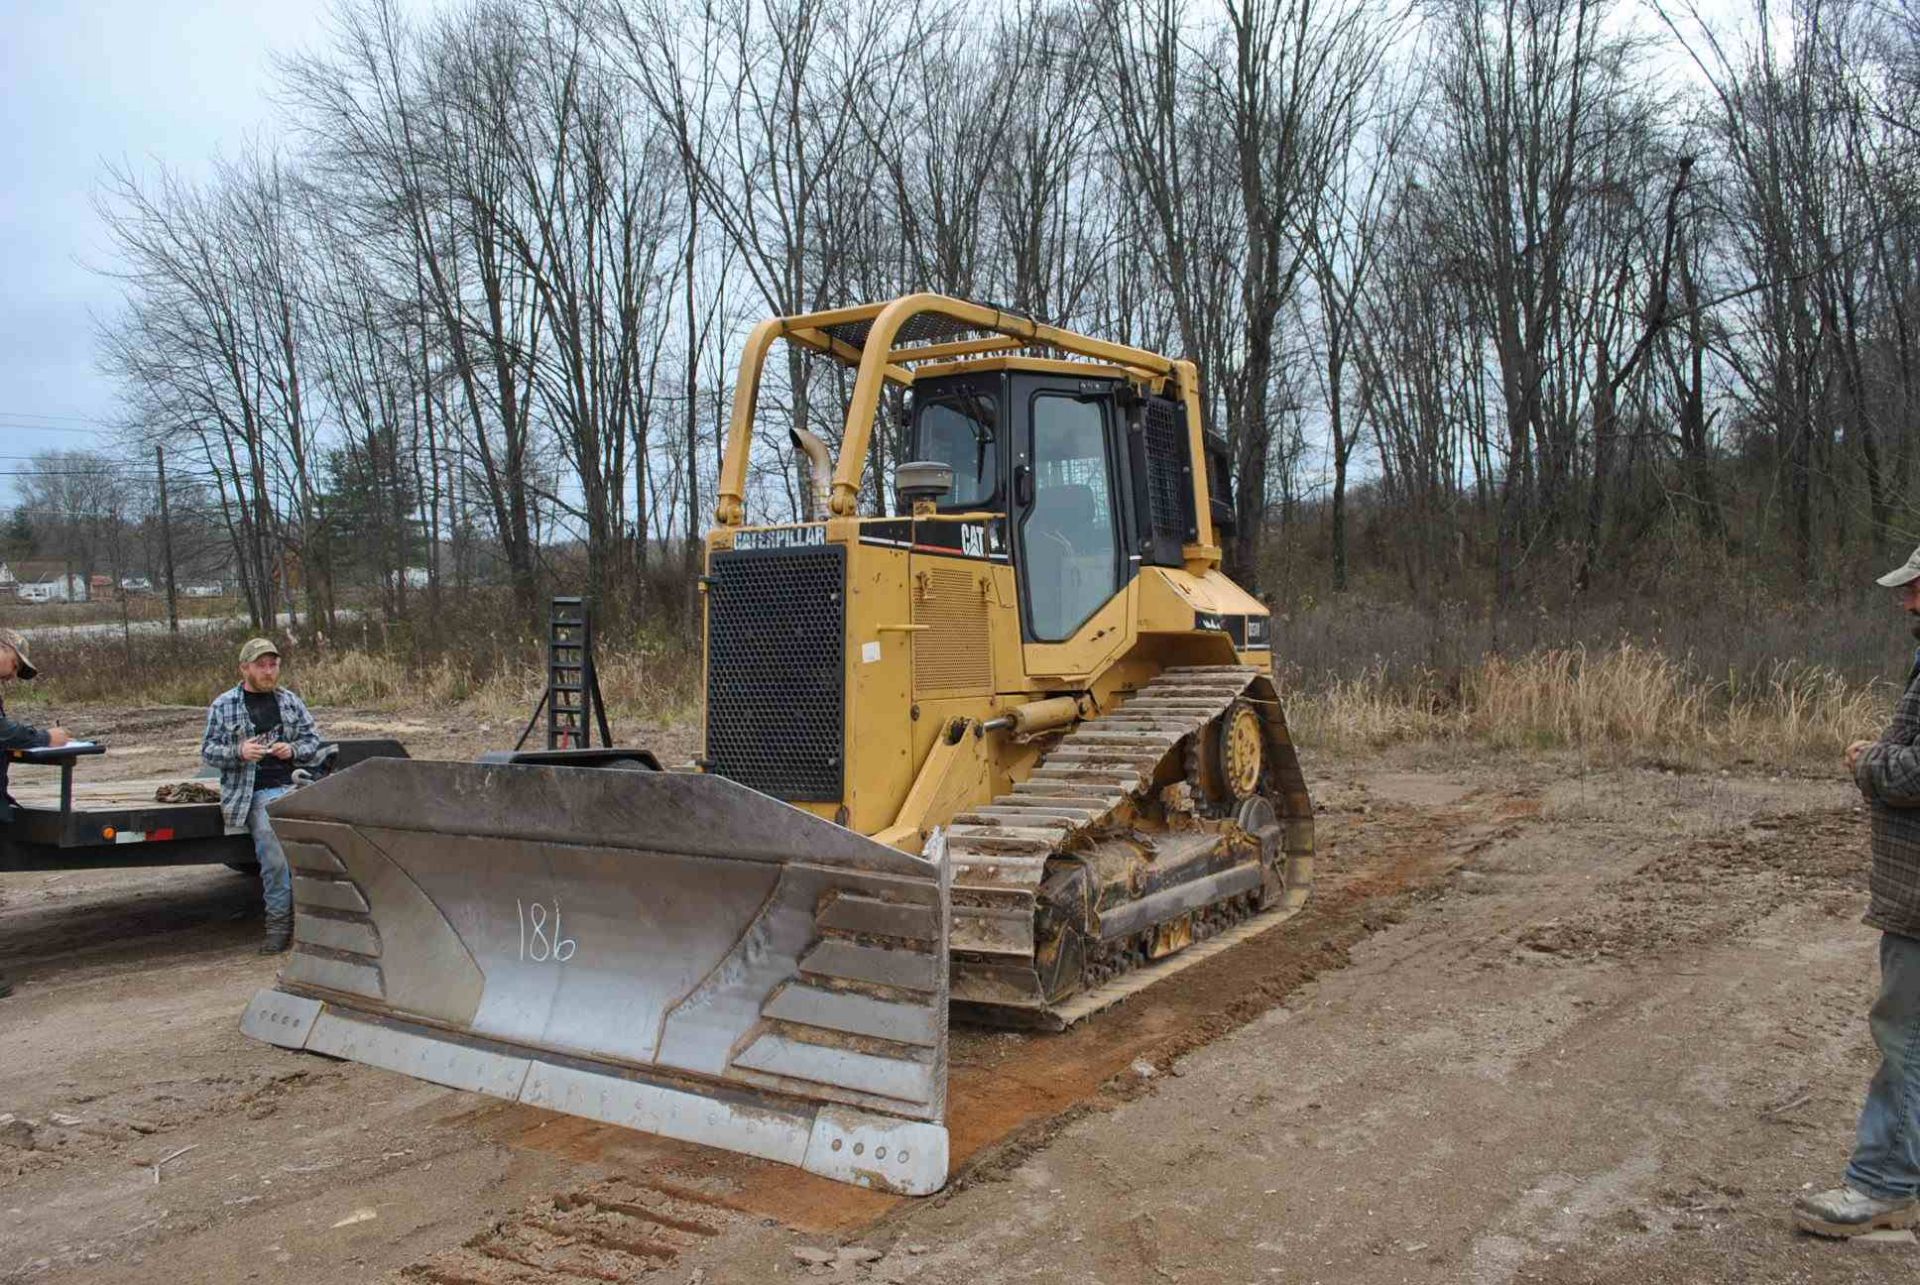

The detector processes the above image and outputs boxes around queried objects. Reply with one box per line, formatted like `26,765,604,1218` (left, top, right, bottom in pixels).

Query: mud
2,718,1913,1283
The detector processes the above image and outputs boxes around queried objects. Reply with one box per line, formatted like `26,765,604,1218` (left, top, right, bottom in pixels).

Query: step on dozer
245,295,1314,1195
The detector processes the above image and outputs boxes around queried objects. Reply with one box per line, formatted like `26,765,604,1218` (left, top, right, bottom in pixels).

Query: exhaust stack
790,427,834,521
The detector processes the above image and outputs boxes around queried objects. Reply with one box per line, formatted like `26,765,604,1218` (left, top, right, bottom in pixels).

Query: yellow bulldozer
242,294,1315,1195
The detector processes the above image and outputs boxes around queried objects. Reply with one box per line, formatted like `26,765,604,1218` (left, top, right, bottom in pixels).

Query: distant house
12,560,88,603
16,578,86,603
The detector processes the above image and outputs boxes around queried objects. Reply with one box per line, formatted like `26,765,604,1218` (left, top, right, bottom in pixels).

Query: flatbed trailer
2,740,409,872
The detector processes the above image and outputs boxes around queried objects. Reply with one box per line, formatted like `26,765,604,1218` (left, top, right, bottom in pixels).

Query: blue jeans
1847,931,1920,1200
248,785,295,920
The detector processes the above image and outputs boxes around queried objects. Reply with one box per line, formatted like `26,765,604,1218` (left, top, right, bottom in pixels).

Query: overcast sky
0,0,1754,510
0,0,353,500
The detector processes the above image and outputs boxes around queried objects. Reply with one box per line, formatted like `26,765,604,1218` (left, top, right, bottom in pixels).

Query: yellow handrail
714,294,1212,557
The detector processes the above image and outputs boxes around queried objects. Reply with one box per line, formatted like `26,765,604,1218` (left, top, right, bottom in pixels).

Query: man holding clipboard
0,627,70,998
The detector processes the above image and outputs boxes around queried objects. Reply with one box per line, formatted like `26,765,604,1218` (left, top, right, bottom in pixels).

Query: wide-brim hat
0,627,37,680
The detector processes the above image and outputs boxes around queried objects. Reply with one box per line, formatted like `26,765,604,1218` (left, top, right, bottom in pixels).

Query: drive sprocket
1219,700,1265,801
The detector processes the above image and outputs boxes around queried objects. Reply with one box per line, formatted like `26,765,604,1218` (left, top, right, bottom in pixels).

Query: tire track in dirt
399,1177,741,1285
1514,807,1869,964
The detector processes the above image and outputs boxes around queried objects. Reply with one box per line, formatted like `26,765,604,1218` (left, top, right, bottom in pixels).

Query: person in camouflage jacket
1794,548,1920,1237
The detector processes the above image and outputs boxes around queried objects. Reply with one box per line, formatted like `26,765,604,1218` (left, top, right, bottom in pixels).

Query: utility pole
156,444,178,636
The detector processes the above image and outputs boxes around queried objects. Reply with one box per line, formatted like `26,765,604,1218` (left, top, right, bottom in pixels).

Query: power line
0,422,121,436
0,452,213,471
4,508,207,518
0,409,123,426
0,466,163,476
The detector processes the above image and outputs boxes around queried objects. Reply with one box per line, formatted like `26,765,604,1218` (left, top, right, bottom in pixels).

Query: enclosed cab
906,362,1247,639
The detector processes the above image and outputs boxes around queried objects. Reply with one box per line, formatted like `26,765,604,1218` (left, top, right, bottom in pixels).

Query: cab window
913,395,998,508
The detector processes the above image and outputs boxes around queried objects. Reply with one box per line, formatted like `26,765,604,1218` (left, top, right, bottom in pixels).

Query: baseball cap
238,638,282,666
1877,545,1920,588
0,627,38,680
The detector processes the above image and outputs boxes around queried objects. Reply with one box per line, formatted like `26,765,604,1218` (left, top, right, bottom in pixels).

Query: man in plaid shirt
1794,549,1920,1236
201,638,324,954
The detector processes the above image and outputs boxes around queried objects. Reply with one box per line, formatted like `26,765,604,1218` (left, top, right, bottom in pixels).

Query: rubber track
946,665,1263,987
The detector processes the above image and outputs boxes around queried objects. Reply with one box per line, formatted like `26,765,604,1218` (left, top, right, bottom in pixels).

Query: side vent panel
911,563,992,696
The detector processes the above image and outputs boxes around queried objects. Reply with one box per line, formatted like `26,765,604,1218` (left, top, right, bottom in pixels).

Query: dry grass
9,627,703,732
1271,590,1908,689
293,645,702,728
8,624,1890,770
1286,643,1891,765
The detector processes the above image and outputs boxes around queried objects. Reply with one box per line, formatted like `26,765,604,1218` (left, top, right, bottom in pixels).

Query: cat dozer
242,294,1314,1196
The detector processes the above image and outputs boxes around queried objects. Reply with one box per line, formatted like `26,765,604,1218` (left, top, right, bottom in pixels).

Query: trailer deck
2,740,408,871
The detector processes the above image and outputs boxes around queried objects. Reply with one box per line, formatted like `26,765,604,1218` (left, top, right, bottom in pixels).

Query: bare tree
1303,64,1420,591
1099,0,1385,589
96,152,316,628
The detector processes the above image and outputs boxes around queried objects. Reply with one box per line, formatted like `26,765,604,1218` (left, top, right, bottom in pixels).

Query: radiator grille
912,564,992,696
705,545,845,801
1143,398,1193,542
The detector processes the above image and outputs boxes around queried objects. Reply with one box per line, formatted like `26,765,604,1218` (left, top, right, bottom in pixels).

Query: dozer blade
240,759,951,1195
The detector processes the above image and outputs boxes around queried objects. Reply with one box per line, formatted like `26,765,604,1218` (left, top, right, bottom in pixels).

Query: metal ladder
516,596,613,750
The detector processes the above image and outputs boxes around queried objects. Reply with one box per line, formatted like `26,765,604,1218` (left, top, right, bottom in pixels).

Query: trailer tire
225,861,260,875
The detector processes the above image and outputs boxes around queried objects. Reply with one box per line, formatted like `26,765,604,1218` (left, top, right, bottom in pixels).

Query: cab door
1011,384,1133,680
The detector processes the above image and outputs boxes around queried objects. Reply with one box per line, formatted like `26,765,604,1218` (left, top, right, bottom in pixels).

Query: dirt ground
2,708,1915,1283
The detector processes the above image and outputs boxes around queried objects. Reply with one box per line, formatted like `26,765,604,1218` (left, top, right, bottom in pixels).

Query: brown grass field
2,618,1899,770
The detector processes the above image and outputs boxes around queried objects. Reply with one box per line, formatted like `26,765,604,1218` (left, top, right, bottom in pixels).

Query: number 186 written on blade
516,898,577,963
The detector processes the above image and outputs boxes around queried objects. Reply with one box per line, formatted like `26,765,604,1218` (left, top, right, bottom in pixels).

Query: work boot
259,916,294,955
1792,1185,1920,1237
